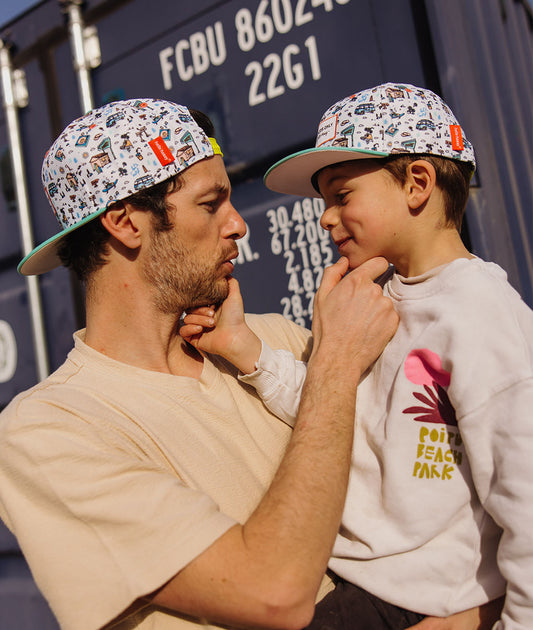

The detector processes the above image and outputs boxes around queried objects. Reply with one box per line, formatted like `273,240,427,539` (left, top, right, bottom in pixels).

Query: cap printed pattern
316,84,474,159
264,83,476,198
20,98,217,275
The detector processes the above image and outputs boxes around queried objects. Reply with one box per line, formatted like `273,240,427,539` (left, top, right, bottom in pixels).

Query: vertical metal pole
64,0,95,113
0,41,50,381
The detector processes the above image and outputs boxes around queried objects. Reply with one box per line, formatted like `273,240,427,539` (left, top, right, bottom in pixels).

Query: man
0,98,487,630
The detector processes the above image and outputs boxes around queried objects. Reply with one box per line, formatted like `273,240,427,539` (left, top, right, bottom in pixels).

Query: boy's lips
334,237,352,252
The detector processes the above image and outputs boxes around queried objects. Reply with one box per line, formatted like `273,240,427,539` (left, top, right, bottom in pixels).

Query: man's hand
310,256,399,384
153,259,399,628
180,277,261,374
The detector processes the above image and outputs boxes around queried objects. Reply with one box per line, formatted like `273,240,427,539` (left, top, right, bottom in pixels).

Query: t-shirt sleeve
0,399,236,630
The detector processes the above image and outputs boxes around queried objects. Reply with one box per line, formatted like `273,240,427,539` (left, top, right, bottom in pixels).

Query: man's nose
225,203,247,240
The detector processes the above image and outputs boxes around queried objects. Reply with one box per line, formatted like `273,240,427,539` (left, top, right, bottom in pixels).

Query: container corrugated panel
425,0,533,305
0,1,531,628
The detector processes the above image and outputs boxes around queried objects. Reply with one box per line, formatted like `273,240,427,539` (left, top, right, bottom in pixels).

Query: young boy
181,83,533,629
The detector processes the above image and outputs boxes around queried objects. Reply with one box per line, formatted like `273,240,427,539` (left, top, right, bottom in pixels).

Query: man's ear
100,202,144,250
405,160,436,212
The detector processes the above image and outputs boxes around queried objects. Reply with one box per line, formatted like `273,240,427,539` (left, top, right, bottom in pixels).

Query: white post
0,40,50,381
64,0,96,113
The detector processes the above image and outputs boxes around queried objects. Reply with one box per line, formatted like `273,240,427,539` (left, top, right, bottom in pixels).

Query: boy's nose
320,206,337,231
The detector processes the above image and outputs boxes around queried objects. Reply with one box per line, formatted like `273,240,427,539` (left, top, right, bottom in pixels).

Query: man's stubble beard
143,229,230,315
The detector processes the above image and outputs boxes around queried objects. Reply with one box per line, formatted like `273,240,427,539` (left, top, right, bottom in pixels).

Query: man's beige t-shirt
0,313,332,630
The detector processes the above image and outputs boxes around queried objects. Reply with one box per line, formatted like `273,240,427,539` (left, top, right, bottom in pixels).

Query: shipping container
0,0,532,627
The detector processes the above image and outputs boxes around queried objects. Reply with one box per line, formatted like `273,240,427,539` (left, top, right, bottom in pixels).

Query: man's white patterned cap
19,98,222,275
264,83,476,198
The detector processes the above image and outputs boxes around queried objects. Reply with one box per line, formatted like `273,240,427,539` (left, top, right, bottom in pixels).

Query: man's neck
83,276,204,378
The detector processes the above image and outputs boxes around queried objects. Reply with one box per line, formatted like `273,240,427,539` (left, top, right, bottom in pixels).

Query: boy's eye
335,191,349,205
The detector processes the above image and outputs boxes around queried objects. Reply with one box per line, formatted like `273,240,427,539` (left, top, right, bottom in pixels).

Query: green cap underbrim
18,207,108,276
264,146,389,198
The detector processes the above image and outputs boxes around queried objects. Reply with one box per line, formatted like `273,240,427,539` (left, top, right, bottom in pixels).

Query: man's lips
227,248,239,263
221,248,239,271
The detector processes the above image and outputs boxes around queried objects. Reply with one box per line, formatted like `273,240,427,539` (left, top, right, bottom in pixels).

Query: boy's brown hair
381,155,474,231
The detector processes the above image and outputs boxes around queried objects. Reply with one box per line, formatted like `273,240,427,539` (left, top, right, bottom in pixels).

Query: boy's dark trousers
306,575,426,630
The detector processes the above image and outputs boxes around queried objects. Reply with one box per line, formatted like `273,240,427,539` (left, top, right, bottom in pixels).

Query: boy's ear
405,160,437,211
100,202,144,249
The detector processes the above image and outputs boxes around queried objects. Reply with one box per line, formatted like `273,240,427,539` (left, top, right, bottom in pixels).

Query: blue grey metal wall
0,524,58,629
424,0,533,306
0,0,531,628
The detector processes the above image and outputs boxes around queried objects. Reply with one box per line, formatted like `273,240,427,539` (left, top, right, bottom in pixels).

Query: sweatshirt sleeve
239,340,307,428
459,377,533,630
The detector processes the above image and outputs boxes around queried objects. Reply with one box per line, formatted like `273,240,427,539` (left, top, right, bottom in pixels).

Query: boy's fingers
183,334,202,348
213,276,246,327
179,324,205,339
182,314,215,328
225,276,244,305
227,276,239,293
184,306,215,318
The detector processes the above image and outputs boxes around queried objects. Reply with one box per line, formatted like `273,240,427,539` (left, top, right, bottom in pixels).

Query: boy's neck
394,228,474,278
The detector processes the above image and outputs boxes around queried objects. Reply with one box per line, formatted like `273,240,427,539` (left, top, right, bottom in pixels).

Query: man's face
142,156,246,314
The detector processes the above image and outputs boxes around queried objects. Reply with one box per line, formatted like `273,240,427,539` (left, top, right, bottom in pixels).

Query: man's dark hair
380,154,474,230
57,109,215,282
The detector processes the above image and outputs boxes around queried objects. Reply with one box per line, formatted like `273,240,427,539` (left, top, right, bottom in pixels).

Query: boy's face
317,160,408,270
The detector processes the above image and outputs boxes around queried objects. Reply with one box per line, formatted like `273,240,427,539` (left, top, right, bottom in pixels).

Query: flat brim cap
264,146,388,198
18,208,108,276
264,82,475,198
19,98,217,275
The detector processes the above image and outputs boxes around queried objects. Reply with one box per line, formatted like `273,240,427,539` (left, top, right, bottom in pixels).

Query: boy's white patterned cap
264,83,476,198
19,98,222,275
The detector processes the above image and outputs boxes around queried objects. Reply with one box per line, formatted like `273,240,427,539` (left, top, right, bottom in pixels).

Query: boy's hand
180,305,217,343
407,597,504,630
180,277,262,374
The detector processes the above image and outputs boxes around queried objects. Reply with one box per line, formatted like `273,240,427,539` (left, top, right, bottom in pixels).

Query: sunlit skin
181,157,474,346
84,155,246,373
177,158,502,629
142,156,247,314
317,159,473,277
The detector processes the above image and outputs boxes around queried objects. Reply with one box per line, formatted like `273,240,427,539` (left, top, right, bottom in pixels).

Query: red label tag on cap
449,125,464,151
149,137,175,166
